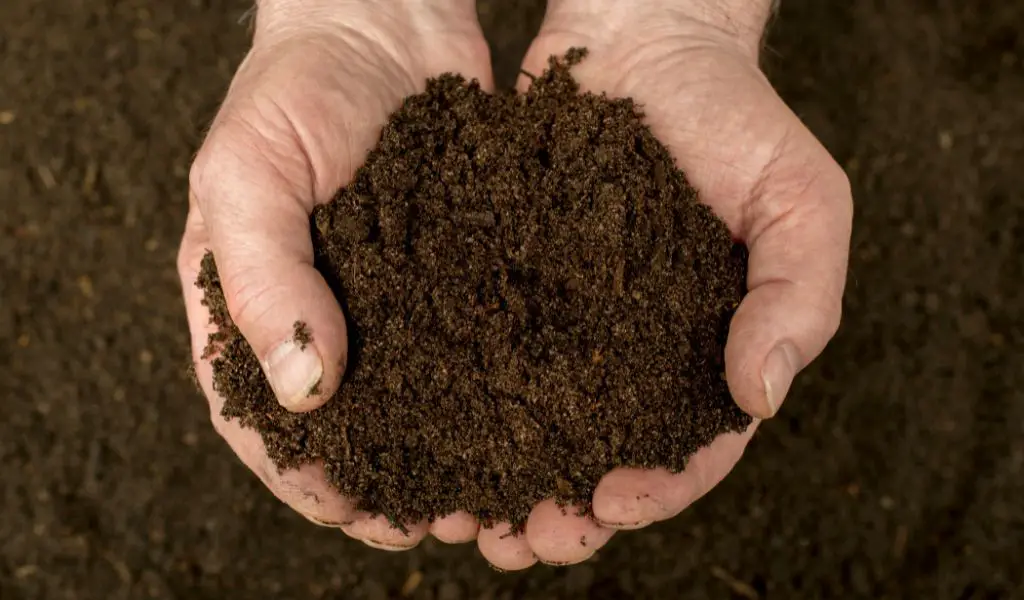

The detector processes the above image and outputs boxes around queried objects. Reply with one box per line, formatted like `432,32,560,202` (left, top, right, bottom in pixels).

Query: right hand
177,0,492,551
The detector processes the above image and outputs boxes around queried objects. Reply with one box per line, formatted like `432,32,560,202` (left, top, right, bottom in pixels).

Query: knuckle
175,235,193,279
824,301,843,338
188,136,219,200
819,155,850,190
189,105,282,203
264,469,291,498
273,476,325,516
210,412,230,438
258,458,282,490
219,266,278,338
189,129,247,203
176,214,205,281
811,296,843,343
823,160,854,216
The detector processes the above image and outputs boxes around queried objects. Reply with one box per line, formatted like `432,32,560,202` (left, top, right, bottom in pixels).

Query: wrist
545,0,774,57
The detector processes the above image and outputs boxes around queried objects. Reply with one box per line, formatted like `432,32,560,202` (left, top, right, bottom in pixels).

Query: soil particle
292,321,313,350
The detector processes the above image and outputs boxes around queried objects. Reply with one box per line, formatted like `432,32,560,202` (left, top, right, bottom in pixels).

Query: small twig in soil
36,165,57,189
710,566,760,599
400,570,423,597
237,5,256,25
386,514,411,536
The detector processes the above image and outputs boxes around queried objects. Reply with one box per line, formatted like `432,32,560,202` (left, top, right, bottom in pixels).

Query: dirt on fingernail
292,321,313,351
196,48,750,531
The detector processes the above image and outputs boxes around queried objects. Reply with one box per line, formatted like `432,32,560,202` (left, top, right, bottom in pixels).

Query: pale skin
178,0,852,569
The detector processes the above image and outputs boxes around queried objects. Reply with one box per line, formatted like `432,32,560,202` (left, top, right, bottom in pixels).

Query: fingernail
264,339,323,409
540,560,572,567
361,538,418,552
432,531,478,544
596,519,651,531
304,514,349,528
594,491,663,528
761,342,801,417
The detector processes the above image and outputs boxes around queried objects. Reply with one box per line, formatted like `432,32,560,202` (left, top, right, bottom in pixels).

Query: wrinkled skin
178,0,851,569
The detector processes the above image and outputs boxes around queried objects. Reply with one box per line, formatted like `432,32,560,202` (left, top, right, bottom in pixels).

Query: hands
179,0,851,569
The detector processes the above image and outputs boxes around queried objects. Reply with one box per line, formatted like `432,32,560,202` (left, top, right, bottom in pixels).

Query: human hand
475,0,853,569
177,0,492,550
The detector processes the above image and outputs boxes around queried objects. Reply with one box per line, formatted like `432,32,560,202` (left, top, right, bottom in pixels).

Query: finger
341,515,430,551
593,423,757,527
477,523,537,571
190,113,349,413
525,500,614,566
430,511,480,544
726,151,853,418
179,218,357,525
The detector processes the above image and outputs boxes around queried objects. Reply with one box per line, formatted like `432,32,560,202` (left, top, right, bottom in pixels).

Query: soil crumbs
198,49,749,528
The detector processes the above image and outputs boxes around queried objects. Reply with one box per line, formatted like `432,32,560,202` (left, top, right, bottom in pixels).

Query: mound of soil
197,49,750,528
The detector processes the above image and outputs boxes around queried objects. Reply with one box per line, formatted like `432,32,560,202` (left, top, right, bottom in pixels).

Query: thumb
190,117,348,413
725,147,853,419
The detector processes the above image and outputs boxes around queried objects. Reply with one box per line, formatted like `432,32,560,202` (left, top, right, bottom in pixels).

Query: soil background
1,1,1022,598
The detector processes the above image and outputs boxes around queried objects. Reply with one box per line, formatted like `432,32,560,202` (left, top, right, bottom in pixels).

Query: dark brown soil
2,1,1023,598
197,50,749,528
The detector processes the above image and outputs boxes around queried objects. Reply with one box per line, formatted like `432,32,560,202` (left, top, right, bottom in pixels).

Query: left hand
476,0,853,569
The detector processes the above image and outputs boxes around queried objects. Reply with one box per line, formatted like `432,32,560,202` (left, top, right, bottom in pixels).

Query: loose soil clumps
197,49,750,528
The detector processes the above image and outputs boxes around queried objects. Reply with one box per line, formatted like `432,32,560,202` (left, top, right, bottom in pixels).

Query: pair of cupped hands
178,0,851,570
